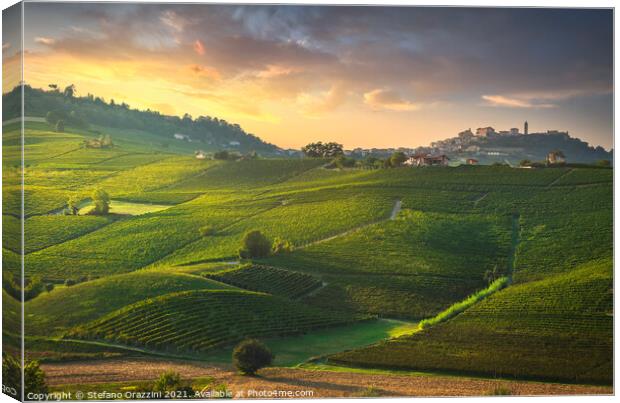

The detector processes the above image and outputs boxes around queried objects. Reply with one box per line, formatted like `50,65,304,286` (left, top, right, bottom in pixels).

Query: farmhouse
466,158,478,165
546,150,566,164
405,154,450,167
195,150,207,159
476,127,495,137
174,133,191,141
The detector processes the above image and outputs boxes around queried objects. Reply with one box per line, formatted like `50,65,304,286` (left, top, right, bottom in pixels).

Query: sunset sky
3,4,613,149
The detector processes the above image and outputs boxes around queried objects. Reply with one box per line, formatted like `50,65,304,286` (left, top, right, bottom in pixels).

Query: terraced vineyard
330,258,612,384
68,290,358,353
261,210,512,318
25,270,234,335
328,172,613,384
205,264,322,299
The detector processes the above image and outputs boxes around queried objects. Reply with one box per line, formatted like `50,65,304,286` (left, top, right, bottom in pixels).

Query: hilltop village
341,121,612,166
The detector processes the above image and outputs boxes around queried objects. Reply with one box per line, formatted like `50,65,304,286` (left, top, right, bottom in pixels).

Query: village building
174,133,191,141
229,141,241,147
195,150,207,159
476,127,495,137
405,154,450,167
466,158,478,165
546,150,566,164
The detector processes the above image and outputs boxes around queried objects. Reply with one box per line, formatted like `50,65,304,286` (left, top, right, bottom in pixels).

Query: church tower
524,121,529,135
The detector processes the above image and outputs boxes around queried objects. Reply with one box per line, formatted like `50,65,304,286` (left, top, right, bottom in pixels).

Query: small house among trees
466,158,478,165
404,154,450,167
546,150,566,165
84,134,113,149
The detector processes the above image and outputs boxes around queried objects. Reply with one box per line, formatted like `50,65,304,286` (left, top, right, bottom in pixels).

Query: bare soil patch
42,358,612,397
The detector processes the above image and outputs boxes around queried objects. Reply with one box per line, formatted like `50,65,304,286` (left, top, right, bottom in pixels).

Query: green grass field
2,122,613,386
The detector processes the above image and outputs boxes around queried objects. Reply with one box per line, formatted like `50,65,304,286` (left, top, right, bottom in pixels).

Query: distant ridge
2,85,280,154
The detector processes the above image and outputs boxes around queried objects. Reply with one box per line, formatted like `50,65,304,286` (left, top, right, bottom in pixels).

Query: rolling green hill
1,119,612,385
205,264,323,299
25,270,234,336
330,258,612,384
326,173,613,384
68,289,360,354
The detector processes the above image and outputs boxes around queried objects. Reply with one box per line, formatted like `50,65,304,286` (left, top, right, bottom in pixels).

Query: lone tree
232,339,274,376
66,196,80,215
63,84,76,98
55,120,65,133
389,152,408,167
484,265,501,285
301,142,343,158
239,230,271,259
92,189,110,215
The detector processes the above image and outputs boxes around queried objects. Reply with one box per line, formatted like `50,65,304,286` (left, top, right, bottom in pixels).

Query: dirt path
389,199,402,219
41,358,611,397
546,168,574,188
298,199,401,250
473,192,488,207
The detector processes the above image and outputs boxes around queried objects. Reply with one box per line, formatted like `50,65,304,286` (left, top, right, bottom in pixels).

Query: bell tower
524,120,529,135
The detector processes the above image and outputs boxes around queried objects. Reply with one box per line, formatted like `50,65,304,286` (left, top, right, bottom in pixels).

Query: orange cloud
35,37,56,45
482,94,556,109
188,64,220,80
363,89,420,111
193,39,205,55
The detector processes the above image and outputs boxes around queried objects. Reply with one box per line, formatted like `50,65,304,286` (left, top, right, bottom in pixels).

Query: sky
2,4,614,149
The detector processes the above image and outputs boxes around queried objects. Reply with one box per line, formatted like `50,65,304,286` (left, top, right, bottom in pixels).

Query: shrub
55,120,64,132
239,230,271,259
419,277,510,329
66,196,80,215
45,283,54,293
356,386,381,397
487,386,512,396
232,339,273,375
64,279,76,287
199,225,216,237
3,354,48,399
213,150,230,160
389,152,408,167
153,371,182,392
92,188,110,215
25,360,48,397
271,237,292,254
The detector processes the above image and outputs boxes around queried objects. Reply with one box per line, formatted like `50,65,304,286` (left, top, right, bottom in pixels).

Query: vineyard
205,264,322,299
68,290,358,354
1,121,612,388
330,258,612,384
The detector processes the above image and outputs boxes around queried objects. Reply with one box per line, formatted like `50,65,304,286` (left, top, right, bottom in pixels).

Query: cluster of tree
238,230,292,259
2,354,48,399
83,134,114,149
64,189,110,216
3,272,52,301
301,142,344,158
45,108,88,131
4,85,278,153
212,150,259,161
324,152,408,170
63,275,97,287
91,189,111,215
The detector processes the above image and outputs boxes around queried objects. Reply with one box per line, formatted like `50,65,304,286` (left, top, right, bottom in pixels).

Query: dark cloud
24,4,613,106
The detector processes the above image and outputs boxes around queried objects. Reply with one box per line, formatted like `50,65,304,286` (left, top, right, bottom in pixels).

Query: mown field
2,121,613,389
